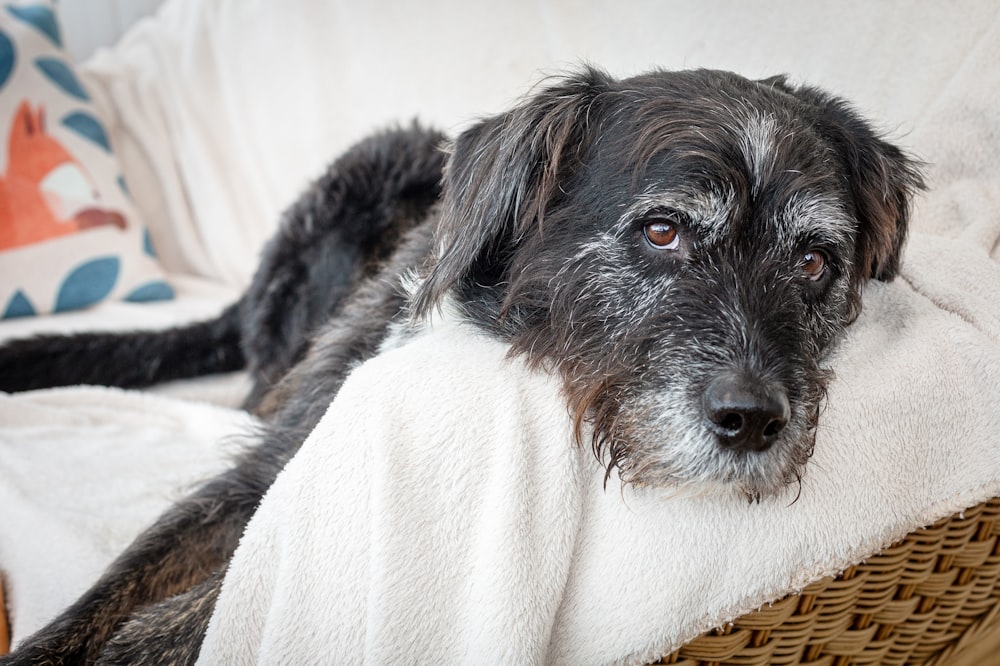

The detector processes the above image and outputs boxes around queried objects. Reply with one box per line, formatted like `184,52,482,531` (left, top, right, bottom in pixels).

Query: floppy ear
817,102,924,283
411,67,611,316
767,79,925,283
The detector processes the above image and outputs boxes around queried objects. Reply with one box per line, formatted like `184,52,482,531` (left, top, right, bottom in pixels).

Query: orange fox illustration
0,100,125,251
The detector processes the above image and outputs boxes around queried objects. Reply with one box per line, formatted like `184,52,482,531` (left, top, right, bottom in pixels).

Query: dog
0,66,922,664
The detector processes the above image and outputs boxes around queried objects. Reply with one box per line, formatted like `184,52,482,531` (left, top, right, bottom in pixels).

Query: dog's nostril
762,417,785,438
718,412,744,433
703,372,790,453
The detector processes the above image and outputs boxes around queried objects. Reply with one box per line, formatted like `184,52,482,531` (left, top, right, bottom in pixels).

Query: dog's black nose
702,373,790,452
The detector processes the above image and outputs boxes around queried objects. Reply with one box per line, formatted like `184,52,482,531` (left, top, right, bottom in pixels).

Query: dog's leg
95,571,225,666
240,124,446,408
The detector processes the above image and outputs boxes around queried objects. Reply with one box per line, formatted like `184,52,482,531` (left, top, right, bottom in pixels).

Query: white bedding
2,0,999,661
0,388,257,640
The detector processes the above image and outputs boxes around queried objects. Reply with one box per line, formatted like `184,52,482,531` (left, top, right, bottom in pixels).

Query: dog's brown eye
800,250,828,280
643,220,680,250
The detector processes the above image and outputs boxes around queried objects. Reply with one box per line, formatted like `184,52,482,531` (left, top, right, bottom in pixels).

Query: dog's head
413,67,923,499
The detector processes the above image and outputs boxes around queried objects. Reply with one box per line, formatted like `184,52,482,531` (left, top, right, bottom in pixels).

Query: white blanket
0,388,257,642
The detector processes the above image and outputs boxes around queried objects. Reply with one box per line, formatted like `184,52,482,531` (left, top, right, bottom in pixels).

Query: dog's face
414,68,922,499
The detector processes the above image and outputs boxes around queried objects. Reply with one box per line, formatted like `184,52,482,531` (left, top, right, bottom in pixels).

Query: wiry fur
0,67,922,664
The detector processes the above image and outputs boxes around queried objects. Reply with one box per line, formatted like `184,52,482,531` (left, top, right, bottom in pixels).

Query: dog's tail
0,300,246,392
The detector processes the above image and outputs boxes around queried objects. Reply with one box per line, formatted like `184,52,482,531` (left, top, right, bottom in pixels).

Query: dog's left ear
411,67,612,317
764,77,925,283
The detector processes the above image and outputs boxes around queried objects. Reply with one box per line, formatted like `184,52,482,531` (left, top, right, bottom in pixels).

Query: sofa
1,0,998,662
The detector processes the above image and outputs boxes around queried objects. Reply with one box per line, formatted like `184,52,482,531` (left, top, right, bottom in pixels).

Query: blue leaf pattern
62,110,110,151
6,4,62,46
141,227,157,258
2,290,36,319
34,56,89,101
124,280,175,303
0,29,14,90
54,256,120,312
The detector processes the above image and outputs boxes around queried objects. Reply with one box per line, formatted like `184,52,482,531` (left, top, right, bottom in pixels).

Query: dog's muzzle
702,371,791,453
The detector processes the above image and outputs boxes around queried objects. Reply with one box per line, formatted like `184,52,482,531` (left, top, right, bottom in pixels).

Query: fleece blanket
0,388,257,642
197,16,1000,666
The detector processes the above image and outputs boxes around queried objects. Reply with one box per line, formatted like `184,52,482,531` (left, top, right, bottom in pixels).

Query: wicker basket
654,497,1000,665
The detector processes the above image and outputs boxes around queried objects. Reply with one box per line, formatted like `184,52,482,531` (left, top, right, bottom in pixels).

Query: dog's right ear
411,68,611,318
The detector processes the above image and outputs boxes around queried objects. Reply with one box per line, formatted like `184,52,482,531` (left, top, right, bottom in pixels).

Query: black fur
0,303,243,392
0,67,922,664
239,124,446,409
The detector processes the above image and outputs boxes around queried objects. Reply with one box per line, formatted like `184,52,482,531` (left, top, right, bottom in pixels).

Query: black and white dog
0,67,922,664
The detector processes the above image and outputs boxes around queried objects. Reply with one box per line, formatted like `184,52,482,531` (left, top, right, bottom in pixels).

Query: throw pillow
0,1,173,319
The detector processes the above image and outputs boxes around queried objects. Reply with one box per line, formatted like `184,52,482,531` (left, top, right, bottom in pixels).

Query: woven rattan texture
654,497,1000,666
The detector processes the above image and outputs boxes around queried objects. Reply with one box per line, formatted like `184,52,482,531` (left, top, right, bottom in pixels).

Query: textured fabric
0,1,173,318
0,387,255,642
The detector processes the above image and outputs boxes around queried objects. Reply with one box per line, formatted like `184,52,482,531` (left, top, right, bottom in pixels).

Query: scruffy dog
0,67,922,664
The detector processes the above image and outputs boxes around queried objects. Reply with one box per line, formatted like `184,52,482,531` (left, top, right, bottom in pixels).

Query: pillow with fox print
0,1,173,318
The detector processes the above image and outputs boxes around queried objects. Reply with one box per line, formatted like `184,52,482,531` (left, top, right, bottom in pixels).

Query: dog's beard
560,357,832,501
618,390,822,501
